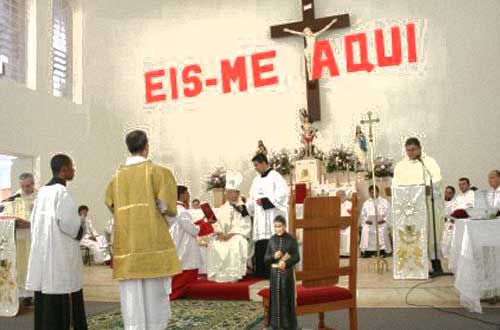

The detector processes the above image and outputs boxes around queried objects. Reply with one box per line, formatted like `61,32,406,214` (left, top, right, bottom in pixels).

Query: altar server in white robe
487,170,500,208
441,186,457,259
393,137,444,273
207,170,251,282
78,205,111,265
336,190,352,256
168,185,214,299
455,178,475,210
360,185,392,257
247,153,289,278
26,154,87,330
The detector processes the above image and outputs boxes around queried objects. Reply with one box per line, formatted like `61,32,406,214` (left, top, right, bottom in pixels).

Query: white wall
1,0,500,230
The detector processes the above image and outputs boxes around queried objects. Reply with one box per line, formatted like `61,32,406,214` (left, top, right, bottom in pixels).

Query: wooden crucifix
270,0,350,122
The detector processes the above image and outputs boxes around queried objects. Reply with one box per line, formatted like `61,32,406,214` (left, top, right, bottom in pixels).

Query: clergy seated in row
360,185,392,258
207,170,251,283
455,177,475,210
336,190,352,257
78,205,111,265
487,170,500,208
441,185,457,259
167,185,214,300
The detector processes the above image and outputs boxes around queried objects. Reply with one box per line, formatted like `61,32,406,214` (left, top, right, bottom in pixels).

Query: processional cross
361,111,388,274
270,0,350,122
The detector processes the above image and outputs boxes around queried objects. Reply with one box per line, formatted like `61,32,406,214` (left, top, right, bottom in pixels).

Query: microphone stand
419,158,452,278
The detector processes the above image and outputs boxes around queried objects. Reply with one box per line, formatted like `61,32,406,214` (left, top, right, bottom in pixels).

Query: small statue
354,125,368,171
300,109,317,158
255,140,268,157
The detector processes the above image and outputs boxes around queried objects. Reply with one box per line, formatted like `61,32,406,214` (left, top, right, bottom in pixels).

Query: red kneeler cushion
258,285,353,306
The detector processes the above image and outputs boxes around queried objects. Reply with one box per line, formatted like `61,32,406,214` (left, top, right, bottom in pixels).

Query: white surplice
455,190,475,210
393,154,444,259
119,155,172,330
340,200,352,256
441,198,457,259
188,208,208,274
360,197,392,253
167,203,202,271
247,169,289,241
487,186,500,208
207,201,251,282
80,217,111,264
26,184,83,294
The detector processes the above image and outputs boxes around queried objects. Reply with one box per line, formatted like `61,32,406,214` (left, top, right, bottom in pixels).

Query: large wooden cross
270,1,350,122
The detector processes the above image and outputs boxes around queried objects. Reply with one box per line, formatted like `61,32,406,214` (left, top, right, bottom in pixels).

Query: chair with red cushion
257,191,359,330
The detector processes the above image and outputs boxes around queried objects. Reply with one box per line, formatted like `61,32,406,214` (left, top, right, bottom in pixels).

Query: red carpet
184,276,263,301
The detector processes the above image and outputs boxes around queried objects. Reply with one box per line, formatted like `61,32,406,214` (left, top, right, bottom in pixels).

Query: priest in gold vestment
2,172,37,308
105,130,181,330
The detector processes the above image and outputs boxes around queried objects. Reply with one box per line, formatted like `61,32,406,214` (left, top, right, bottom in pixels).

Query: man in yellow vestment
105,130,181,330
2,172,37,309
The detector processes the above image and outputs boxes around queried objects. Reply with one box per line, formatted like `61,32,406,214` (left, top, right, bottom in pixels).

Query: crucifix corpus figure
270,1,350,122
283,18,337,81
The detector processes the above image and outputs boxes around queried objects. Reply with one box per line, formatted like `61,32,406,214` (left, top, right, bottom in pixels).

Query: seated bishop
167,185,214,300
360,185,392,258
207,170,251,283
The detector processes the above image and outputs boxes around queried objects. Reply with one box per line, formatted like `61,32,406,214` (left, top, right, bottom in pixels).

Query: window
51,0,73,98
0,0,28,84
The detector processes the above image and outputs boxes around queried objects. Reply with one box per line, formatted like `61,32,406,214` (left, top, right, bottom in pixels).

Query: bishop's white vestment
167,203,203,271
360,197,392,253
207,201,251,282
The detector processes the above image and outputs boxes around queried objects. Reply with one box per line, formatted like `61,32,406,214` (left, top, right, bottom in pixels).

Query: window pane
0,0,27,84
51,0,72,99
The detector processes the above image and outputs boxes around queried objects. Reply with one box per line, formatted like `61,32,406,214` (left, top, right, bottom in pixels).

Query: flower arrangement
292,146,325,162
366,156,394,178
205,166,226,191
325,147,359,173
269,149,294,176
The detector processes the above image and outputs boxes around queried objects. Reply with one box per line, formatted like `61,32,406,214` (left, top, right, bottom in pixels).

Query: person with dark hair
359,185,391,258
0,171,38,310
393,137,445,275
105,130,181,330
248,152,289,279
26,154,88,330
168,185,214,300
264,215,300,330
441,185,458,259
78,205,111,265
487,170,500,208
456,177,474,210
191,199,201,209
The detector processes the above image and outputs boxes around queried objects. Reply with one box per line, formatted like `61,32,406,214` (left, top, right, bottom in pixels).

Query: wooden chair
258,192,359,330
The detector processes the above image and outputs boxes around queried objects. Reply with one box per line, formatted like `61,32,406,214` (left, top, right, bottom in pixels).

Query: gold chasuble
105,160,181,280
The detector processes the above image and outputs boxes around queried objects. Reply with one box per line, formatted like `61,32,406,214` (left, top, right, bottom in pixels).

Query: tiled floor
83,257,475,308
